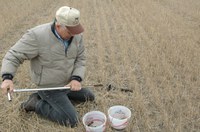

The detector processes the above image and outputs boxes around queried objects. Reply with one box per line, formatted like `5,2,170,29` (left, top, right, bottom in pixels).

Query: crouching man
1,6,95,127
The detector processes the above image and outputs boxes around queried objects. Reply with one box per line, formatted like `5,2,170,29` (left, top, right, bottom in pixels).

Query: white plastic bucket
108,105,131,130
82,111,107,132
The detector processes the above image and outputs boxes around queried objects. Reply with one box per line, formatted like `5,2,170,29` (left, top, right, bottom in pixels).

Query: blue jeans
35,88,95,127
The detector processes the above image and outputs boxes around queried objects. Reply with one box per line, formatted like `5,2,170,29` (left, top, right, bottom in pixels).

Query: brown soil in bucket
112,110,127,120
87,120,104,127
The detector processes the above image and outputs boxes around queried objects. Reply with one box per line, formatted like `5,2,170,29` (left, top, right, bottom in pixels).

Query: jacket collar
51,20,74,43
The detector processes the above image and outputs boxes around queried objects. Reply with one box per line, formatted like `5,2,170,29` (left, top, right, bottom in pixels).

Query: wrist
2,74,13,81
70,76,82,82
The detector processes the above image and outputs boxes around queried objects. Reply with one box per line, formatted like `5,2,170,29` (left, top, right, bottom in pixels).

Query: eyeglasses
65,26,74,36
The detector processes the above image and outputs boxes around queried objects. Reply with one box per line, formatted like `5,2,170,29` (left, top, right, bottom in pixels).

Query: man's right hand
1,80,14,95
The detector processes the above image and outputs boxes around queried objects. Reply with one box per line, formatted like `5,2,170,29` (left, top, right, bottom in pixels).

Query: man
1,6,95,127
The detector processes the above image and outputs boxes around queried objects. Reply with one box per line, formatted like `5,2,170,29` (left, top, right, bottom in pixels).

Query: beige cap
56,6,84,34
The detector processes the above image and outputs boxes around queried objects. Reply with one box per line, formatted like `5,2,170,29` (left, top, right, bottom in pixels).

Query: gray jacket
1,22,86,87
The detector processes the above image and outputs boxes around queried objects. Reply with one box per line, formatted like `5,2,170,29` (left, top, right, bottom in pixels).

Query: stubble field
0,0,199,132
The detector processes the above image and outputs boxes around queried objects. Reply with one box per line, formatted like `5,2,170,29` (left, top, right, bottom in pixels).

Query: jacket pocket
30,65,43,85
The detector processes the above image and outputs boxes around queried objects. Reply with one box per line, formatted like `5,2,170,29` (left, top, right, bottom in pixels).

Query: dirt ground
0,0,199,132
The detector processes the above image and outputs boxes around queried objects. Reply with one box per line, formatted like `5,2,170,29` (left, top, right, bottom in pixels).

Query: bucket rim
108,105,132,119
82,110,107,129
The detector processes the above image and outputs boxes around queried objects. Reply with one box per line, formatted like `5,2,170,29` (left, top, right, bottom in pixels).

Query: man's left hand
65,80,81,91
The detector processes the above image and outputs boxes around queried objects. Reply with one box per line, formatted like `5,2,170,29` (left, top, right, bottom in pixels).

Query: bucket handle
110,119,128,128
109,115,129,128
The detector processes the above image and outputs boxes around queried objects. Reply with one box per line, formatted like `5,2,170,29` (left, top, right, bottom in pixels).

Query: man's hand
65,80,81,91
1,80,14,95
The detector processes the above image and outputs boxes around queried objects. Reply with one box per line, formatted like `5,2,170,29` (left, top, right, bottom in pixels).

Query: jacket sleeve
1,30,39,77
72,34,86,80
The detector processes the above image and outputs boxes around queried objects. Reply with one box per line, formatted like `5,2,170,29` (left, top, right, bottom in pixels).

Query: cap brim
67,23,84,35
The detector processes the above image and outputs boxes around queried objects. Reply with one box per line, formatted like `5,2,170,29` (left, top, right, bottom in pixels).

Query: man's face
56,24,74,40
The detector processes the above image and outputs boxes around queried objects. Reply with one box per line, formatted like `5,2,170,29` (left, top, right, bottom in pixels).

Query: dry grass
0,0,199,131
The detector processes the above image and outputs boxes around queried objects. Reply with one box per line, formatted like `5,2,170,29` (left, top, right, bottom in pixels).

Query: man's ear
55,22,62,31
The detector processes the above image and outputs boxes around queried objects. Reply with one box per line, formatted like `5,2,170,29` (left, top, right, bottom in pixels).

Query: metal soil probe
7,86,71,101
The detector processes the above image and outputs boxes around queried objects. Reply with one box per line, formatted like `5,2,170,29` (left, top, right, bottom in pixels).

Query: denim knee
88,92,95,101
84,89,95,101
